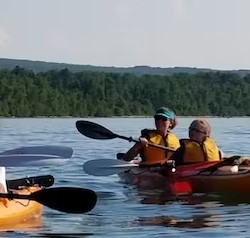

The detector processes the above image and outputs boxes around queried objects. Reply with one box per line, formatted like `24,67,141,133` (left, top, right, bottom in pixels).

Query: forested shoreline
0,67,249,117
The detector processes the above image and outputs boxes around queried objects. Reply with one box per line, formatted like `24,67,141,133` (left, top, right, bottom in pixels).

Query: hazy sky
0,0,250,70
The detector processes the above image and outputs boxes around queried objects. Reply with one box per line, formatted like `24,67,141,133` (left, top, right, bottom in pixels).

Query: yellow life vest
180,138,221,164
140,129,180,164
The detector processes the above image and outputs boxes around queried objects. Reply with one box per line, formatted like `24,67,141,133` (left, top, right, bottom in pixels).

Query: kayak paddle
83,159,192,194
0,154,69,167
0,146,73,158
76,120,175,152
83,159,139,176
6,175,54,189
0,187,97,214
83,159,174,176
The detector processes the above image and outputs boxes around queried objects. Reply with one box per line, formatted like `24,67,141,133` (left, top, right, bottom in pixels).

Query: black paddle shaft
0,187,97,214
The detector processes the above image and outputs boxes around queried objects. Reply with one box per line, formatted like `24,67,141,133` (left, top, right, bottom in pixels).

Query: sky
0,0,250,70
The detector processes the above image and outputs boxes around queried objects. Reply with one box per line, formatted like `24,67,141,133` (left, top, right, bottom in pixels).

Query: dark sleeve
140,129,154,140
169,140,185,167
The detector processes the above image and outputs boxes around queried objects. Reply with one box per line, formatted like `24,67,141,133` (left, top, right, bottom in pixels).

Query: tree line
0,66,249,117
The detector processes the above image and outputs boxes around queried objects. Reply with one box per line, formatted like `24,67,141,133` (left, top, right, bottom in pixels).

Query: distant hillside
1,58,250,76
0,68,249,117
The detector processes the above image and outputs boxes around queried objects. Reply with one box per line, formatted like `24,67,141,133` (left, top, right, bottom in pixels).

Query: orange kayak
0,186,43,230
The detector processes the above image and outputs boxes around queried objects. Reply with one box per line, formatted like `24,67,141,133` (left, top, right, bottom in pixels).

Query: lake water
0,117,250,238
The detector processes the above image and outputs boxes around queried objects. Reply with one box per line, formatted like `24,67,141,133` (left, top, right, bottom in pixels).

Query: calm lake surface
0,117,250,238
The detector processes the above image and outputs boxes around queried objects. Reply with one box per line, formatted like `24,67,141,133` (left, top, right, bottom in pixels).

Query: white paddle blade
83,159,138,176
0,146,73,158
0,154,69,167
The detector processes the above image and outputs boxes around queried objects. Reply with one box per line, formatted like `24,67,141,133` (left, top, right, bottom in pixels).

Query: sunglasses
154,116,169,121
189,128,206,134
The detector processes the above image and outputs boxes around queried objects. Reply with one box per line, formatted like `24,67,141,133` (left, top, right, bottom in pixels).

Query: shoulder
179,138,191,145
168,132,179,140
204,137,219,147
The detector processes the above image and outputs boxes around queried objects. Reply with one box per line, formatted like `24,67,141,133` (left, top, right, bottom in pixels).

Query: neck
161,130,169,138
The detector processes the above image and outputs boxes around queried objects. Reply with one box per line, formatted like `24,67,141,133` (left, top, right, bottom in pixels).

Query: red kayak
118,160,250,195
82,151,250,195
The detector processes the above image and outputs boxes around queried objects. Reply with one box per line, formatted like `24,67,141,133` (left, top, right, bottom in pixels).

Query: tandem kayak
117,157,250,195
0,186,43,230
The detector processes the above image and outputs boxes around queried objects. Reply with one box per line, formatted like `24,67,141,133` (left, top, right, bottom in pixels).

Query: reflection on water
135,185,250,207
122,186,250,230
137,214,220,229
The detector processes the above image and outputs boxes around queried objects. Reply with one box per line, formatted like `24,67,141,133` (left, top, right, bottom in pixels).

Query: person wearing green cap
122,107,180,165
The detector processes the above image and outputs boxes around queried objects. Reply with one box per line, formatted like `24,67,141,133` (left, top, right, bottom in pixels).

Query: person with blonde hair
122,107,180,165
170,119,223,167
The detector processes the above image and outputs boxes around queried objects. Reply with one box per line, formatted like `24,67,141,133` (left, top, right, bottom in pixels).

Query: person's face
189,128,207,143
154,116,172,136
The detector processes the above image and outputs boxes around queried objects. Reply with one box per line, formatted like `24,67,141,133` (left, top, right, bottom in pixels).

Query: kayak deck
186,167,250,193
0,186,43,229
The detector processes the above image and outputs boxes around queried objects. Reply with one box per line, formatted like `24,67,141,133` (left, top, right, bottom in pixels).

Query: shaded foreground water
0,117,249,237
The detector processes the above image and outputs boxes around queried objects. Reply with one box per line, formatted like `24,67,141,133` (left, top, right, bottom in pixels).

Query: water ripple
0,117,249,237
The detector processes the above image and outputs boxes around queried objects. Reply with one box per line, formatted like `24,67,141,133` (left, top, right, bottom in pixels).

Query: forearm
122,143,142,161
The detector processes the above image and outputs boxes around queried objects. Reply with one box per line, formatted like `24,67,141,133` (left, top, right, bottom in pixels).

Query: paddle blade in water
31,187,97,214
76,120,117,139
